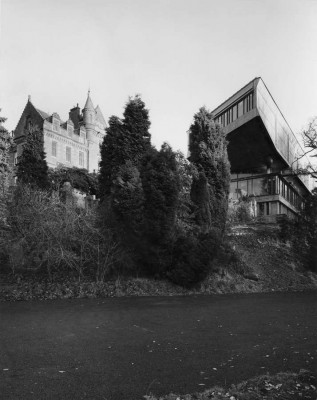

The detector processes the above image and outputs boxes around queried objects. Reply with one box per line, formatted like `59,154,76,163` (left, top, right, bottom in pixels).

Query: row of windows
52,141,85,167
267,176,302,209
214,92,254,127
231,174,303,210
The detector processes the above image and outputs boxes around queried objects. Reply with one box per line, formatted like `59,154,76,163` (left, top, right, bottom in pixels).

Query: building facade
12,92,107,174
211,77,314,219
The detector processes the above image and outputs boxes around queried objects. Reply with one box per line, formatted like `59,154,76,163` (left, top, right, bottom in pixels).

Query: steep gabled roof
35,108,50,120
95,105,107,127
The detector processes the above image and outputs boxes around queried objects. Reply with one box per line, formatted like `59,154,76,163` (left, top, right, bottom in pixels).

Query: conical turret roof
84,90,94,110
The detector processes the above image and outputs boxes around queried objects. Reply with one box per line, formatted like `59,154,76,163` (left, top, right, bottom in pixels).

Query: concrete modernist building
12,92,107,174
212,77,314,219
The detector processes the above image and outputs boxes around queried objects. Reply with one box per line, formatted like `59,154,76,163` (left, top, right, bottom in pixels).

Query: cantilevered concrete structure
212,77,313,218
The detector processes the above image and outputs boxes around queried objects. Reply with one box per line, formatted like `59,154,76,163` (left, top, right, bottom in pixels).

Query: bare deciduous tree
1,184,124,281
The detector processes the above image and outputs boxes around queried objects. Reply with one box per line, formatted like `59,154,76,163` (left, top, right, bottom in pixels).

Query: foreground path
1,292,316,399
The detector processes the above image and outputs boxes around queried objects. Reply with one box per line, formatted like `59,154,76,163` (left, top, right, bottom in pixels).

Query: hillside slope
203,223,317,294
1,223,316,301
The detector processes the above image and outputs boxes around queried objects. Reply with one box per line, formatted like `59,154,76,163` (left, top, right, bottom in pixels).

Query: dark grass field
1,291,316,399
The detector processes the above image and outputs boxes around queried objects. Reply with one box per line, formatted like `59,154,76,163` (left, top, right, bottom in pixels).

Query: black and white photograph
0,0,317,399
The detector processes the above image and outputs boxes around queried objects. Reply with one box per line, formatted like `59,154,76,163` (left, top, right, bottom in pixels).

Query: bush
0,184,125,281
278,189,317,272
168,230,220,288
228,196,255,224
49,166,98,196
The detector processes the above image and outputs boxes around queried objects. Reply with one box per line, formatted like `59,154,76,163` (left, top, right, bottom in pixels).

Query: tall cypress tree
0,110,12,191
99,95,151,199
16,125,49,189
139,143,180,273
122,94,151,159
99,116,125,198
141,143,180,243
188,107,230,232
0,109,13,220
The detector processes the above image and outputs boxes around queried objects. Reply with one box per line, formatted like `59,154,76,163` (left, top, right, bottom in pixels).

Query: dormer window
52,118,60,132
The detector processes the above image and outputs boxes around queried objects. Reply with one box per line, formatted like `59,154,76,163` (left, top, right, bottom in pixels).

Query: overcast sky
1,0,316,153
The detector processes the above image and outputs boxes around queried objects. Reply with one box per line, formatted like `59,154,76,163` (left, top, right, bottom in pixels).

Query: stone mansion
12,92,107,174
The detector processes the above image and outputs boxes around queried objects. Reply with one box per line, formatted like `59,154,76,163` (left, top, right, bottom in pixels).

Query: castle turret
82,91,96,130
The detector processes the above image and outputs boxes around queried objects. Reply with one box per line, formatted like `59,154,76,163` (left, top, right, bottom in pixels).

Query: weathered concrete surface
1,292,316,399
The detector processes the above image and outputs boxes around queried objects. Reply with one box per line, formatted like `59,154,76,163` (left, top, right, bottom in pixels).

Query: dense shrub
49,166,98,196
278,189,317,272
1,184,125,281
228,196,255,224
168,230,221,288
140,144,180,274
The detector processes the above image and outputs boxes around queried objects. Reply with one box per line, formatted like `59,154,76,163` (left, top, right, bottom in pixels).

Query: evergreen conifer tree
0,110,12,191
99,95,151,199
99,116,125,197
0,109,13,220
142,143,180,242
140,143,180,272
188,107,230,232
122,94,151,158
16,125,49,189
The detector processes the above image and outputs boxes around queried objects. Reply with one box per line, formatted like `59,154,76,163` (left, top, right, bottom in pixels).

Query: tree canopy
0,109,13,191
16,125,49,189
99,96,151,199
0,109,13,221
188,106,231,232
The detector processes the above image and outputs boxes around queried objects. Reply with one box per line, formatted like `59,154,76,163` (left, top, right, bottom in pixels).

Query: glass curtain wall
231,174,302,210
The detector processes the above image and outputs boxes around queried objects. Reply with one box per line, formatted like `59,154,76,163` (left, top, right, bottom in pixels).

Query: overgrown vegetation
49,166,98,196
2,99,316,296
98,101,231,287
279,188,317,272
0,184,127,282
0,109,13,222
228,196,256,225
1,96,231,289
